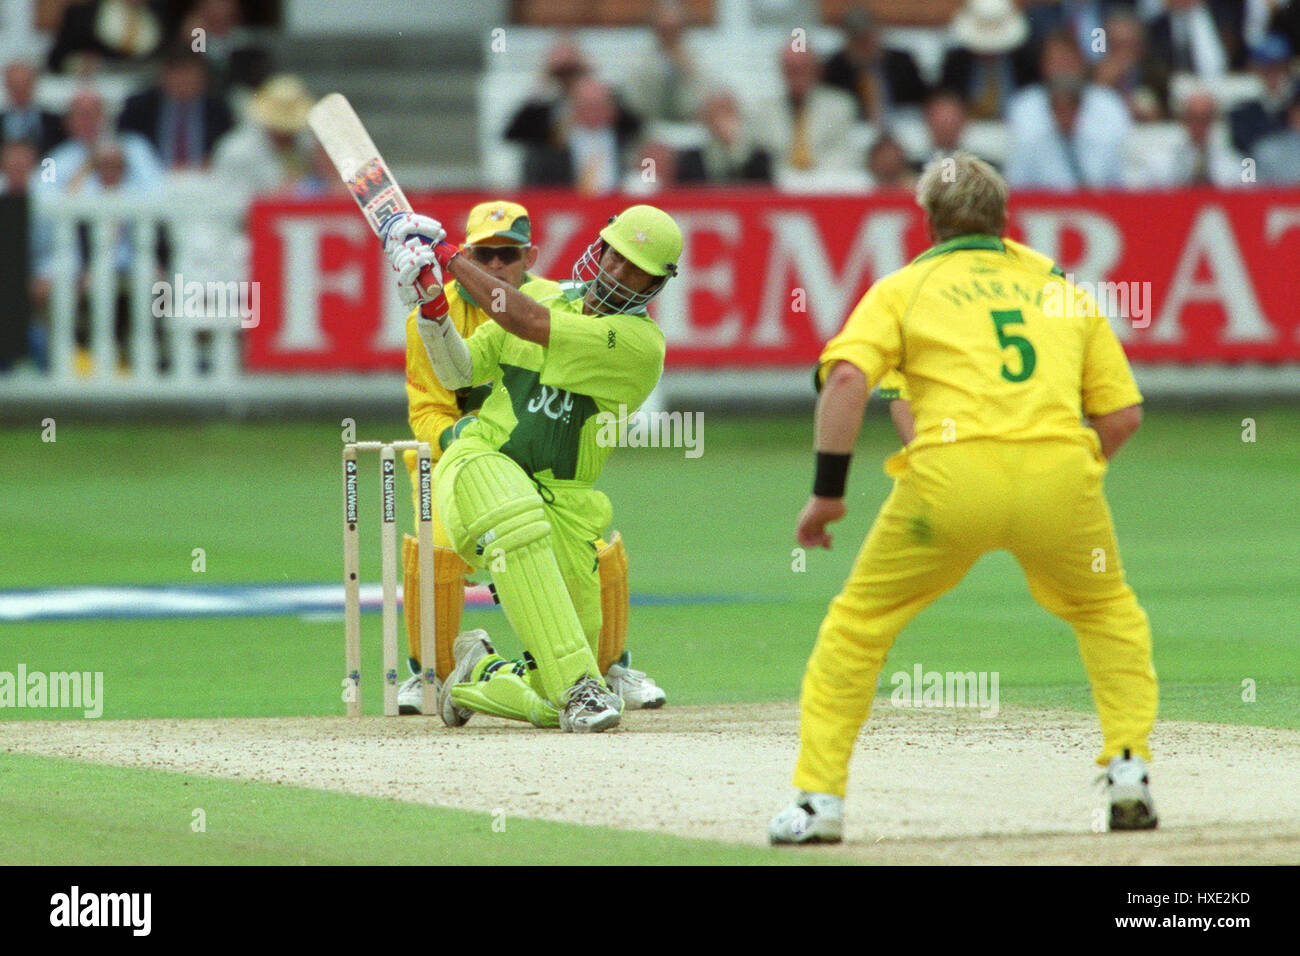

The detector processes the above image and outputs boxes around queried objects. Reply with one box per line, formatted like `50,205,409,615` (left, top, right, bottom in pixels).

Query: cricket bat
308,92,440,288
312,93,441,712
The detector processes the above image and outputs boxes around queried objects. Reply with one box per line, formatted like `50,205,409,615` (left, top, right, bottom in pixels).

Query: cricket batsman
395,200,665,715
770,153,1158,842
381,202,682,732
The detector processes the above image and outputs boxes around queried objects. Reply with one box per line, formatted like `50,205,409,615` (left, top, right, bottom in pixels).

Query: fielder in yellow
770,153,1158,842
395,201,665,715
381,203,682,732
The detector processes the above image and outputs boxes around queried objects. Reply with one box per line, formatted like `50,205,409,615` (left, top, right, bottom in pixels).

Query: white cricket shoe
559,677,622,733
605,652,666,710
1106,749,1159,831
437,630,494,728
769,792,844,845
397,673,426,715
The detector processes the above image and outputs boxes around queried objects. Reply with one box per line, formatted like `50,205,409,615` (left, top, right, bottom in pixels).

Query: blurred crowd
5,0,1300,374
505,0,1300,192
6,0,1299,211
1,0,342,372
2,0,337,205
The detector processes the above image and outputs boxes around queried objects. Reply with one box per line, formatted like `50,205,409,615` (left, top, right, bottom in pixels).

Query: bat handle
416,264,440,297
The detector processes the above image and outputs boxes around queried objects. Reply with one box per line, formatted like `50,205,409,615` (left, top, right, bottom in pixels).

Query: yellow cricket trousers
794,438,1157,797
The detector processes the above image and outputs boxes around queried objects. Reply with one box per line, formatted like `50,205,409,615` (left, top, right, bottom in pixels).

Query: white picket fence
32,186,248,386
2,184,416,411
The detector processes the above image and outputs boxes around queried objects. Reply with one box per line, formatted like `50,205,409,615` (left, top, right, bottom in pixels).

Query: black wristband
813,452,851,498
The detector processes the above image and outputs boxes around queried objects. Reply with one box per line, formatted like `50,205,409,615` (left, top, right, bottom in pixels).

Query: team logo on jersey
526,384,574,422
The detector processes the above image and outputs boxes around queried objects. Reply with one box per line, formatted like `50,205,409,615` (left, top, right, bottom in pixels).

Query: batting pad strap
440,415,478,452
597,531,629,674
416,314,473,390
813,452,851,498
450,665,560,728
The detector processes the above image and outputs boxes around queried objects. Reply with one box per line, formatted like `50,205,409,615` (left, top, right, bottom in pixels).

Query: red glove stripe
433,241,461,270
419,292,449,320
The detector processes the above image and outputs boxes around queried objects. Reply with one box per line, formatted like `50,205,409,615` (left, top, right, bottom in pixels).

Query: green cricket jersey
458,281,666,484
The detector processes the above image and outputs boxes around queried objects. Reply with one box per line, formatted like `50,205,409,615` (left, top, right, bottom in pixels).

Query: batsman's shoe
1106,749,1159,831
605,652,666,710
559,677,623,733
398,673,427,715
769,793,844,845
438,629,494,728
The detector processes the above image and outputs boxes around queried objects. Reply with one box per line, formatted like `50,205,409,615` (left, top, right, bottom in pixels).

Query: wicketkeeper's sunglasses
469,245,525,265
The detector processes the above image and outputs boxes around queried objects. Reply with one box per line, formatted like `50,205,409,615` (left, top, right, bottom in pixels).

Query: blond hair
915,152,1008,241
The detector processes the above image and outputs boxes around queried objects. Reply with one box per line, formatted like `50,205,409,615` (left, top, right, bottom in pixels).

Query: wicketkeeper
771,153,1158,842
383,203,682,732
396,200,665,715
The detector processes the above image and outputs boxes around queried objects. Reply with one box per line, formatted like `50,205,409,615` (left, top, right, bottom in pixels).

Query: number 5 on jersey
991,309,1036,382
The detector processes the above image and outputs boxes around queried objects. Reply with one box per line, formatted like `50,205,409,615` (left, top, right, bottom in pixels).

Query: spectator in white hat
212,74,315,197
939,0,1033,120
47,0,163,74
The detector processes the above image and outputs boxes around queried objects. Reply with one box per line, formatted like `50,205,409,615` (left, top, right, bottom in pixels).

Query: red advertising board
247,189,1300,371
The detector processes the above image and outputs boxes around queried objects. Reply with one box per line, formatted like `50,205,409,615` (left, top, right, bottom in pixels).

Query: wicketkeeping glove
439,415,478,451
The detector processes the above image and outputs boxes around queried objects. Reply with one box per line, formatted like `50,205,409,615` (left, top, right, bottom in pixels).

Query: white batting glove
390,239,445,310
380,212,446,259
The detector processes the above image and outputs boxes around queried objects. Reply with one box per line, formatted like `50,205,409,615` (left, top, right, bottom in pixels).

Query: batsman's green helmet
598,204,682,278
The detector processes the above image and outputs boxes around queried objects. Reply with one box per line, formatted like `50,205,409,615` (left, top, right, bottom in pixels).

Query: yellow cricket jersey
818,235,1142,454
405,275,561,459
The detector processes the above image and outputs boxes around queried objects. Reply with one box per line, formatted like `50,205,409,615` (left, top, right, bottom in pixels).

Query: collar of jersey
911,234,1006,264
455,274,534,310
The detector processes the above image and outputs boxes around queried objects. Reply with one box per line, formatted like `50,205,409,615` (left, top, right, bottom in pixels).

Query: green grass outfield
1,407,1297,862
